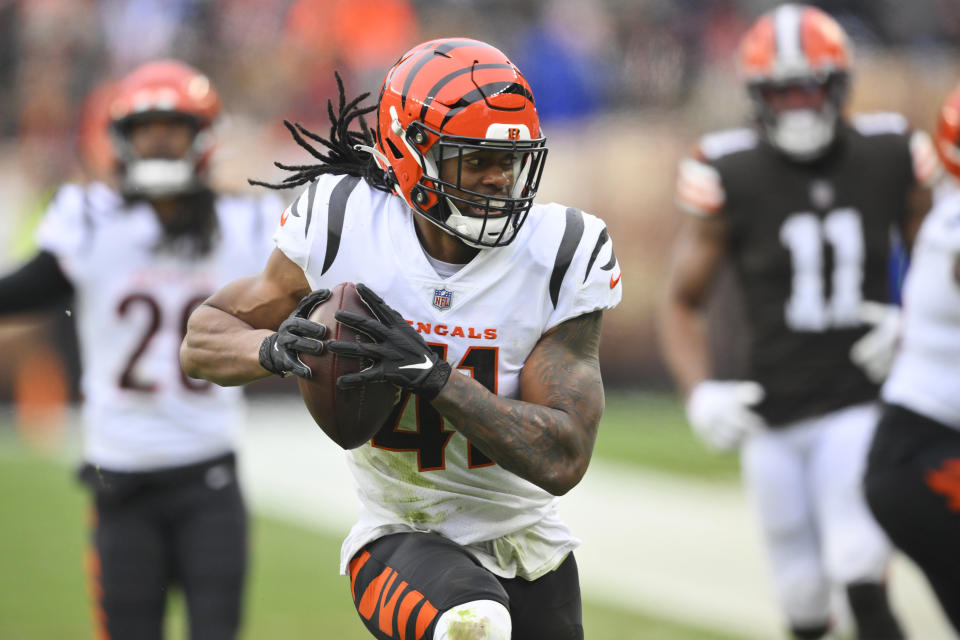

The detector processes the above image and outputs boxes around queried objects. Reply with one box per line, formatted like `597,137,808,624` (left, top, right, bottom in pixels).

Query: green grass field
0,395,741,640
596,393,740,480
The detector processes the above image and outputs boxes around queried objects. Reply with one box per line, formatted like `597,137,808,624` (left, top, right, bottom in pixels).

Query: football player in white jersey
864,83,960,632
0,61,279,639
181,39,621,640
659,6,938,640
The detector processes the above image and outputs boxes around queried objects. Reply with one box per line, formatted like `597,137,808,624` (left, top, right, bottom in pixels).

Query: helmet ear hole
386,138,404,160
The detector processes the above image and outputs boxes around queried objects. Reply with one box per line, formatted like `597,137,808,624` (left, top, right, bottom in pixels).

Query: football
297,282,399,449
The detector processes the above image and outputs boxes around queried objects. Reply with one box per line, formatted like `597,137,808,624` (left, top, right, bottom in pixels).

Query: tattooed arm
431,310,605,496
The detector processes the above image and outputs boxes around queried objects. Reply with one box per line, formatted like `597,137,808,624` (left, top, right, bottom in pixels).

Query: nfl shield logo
433,287,453,311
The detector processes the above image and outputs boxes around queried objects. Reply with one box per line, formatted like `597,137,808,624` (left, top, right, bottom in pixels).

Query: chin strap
353,144,389,169
440,196,513,248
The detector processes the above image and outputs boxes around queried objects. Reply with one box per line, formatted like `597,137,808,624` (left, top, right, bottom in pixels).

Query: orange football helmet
109,60,222,196
936,84,960,181
738,4,851,160
373,38,547,248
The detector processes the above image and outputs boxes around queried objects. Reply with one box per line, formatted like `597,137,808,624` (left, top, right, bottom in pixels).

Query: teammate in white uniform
0,61,277,639
181,39,621,640
659,6,937,640
864,82,960,632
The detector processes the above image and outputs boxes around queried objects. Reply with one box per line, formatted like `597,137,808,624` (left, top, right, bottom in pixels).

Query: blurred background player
0,60,279,639
864,82,960,633
180,38,621,639
659,4,940,639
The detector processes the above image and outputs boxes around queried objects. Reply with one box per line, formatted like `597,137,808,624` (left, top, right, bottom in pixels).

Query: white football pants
741,402,892,628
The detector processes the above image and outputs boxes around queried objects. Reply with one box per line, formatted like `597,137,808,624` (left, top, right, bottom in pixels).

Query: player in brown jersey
658,5,939,640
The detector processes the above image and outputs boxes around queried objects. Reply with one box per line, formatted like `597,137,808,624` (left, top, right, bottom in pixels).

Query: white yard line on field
239,400,955,640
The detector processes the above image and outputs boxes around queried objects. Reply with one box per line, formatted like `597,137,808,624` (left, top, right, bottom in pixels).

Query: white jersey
883,187,960,429
36,182,280,471
275,174,621,580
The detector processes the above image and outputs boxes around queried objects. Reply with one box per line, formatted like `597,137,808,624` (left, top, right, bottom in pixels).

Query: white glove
685,380,766,452
850,301,902,384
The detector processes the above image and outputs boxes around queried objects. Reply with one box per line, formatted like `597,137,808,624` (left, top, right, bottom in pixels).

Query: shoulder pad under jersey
850,112,909,137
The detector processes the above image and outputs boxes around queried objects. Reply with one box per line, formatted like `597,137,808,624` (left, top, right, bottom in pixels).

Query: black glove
258,289,331,379
326,283,451,400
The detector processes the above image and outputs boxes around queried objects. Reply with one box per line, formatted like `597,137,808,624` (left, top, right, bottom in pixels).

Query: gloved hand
327,283,451,400
258,289,330,379
685,380,766,451
850,301,902,384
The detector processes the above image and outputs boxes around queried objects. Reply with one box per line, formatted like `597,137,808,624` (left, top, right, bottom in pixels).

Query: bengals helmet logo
507,127,521,140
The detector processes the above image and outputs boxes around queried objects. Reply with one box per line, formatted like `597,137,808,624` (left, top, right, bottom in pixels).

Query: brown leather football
297,282,399,449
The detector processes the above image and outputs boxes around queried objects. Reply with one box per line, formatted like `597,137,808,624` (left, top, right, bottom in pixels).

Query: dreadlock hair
249,72,395,194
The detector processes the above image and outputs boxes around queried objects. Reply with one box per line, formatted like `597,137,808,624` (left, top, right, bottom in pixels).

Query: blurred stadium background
0,1,958,638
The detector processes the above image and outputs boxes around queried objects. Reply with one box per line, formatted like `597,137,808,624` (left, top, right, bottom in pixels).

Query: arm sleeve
0,250,74,314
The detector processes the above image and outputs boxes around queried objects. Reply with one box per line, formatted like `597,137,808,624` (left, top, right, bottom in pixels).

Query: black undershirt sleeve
0,250,74,314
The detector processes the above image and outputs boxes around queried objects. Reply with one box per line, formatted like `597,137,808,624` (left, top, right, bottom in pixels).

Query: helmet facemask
749,72,848,162
112,113,213,198
400,120,547,248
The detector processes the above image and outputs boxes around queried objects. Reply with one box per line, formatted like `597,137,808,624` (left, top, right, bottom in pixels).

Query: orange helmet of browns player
738,4,851,161
372,38,548,248
936,83,960,181
109,60,222,197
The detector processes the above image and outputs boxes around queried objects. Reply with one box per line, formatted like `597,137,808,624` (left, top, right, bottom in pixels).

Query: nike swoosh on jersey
280,208,290,226
399,355,434,370
610,272,622,288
